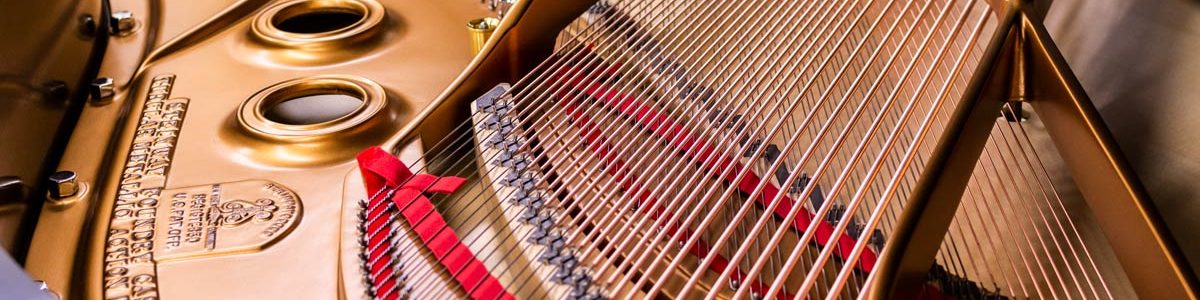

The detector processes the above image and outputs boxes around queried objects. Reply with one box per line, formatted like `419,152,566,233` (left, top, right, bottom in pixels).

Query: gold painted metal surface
23,0,492,298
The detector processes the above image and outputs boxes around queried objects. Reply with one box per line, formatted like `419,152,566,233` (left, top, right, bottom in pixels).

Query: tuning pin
553,266,574,283
527,196,546,210
847,223,864,238
743,140,763,157
569,271,592,289
568,285,594,300
826,205,847,224
498,123,515,136
587,1,611,14
537,215,556,231
539,248,559,263
869,229,886,249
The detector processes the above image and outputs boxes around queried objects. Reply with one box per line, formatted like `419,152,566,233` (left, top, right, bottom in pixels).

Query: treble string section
827,13,1004,300
623,0,904,297
530,1,811,297
549,2,878,300
588,1,907,297
774,0,971,296
708,0,944,295
983,122,1063,299
648,0,984,297
684,0,934,297
987,126,1075,298
771,1,990,298
559,0,844,296
945,174,1020,298
1001,111,1106,299
614,0,897,297
1004,109,1115,299
973,125,1066,299
597,0,873,297
542,0,835,285
572,1,848,295
822,4,997,298
912,100,1040,299
712,0,970,298
952,106,1118,300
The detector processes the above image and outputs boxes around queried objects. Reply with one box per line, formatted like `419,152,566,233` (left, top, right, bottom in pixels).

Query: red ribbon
358,147,513,300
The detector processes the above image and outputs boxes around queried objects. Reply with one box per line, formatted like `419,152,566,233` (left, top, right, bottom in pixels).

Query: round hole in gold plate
238,75,386,139
252,0,385,47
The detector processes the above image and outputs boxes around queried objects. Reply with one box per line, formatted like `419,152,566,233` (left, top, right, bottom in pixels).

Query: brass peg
467,17,500,55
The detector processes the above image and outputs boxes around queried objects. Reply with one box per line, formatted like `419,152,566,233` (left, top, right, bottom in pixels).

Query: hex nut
110,11,137,35
90,77,114,102
47,171,78,199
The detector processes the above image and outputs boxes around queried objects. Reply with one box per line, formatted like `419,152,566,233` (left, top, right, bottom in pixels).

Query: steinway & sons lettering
103,74,187,300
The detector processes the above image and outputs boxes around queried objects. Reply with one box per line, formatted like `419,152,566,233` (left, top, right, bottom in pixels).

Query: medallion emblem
153,180,302,261
209,198,279,227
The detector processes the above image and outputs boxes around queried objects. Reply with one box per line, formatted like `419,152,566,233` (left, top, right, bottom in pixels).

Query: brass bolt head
47,171,78,199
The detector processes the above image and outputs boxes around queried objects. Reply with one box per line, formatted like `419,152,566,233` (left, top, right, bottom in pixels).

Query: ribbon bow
357,147,512,300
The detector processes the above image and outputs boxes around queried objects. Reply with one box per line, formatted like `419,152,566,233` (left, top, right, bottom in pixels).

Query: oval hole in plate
273,8,364,34
263,93,364,125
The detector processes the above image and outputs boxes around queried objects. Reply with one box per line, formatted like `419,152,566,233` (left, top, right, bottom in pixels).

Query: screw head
47,171,78,199
110,11,137,35
79,14,97,36
90,77,114,103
